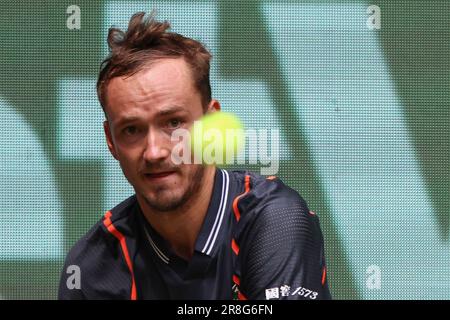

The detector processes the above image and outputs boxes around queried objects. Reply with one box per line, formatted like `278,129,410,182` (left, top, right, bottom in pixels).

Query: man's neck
138,165,216,261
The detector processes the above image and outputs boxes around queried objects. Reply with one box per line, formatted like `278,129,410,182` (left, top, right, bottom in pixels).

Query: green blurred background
0,0,448,299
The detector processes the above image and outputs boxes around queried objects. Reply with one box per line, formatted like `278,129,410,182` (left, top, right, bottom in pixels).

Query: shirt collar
195,168,230,256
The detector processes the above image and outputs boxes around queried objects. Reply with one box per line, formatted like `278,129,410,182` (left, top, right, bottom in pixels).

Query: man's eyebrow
114,116,140,128
156,106,187,117
113,106,188,127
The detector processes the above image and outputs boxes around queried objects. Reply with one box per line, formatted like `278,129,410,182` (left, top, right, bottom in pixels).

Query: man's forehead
105,59,198,120
114,57,192,86
108,60,191,96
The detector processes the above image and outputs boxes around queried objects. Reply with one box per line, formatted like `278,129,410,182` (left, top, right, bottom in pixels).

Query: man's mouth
144,171,176,179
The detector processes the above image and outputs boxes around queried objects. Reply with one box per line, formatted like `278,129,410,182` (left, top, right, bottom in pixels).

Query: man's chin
142,193,186,212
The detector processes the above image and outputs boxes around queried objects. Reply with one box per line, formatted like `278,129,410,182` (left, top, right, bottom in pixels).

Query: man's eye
168,119,182,129
123,126,138,135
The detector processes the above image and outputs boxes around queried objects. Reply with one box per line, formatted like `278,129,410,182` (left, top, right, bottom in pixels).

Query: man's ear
103,120,118,160
206,99,221,113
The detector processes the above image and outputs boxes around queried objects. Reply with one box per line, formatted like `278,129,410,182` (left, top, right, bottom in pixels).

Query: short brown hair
97,11,212,113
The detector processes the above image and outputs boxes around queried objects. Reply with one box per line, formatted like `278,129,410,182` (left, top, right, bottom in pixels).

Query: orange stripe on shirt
232,175,251,222
231,238,240,255
103,210,137,300
238,292,248,300
321,266,327,286
233,275,247,300
233,274,241,286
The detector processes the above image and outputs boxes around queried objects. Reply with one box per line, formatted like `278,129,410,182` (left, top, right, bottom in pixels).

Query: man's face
103,58,216,212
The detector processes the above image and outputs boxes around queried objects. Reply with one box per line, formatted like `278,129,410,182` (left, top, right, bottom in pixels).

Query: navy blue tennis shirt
58,168,331,300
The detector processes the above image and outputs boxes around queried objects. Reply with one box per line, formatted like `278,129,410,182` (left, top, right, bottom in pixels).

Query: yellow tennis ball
190,111,245,165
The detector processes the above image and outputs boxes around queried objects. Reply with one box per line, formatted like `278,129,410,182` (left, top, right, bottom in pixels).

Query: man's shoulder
63,219,109,269
228,169,320,244
58,195,139,299
227,171,330,300
64,194,138,264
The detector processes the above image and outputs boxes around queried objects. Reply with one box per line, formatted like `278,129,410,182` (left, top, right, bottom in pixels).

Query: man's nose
142,128,170,163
